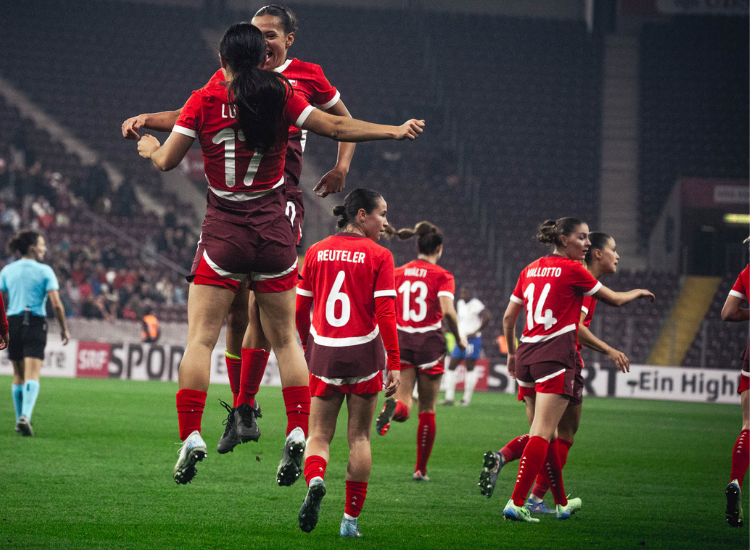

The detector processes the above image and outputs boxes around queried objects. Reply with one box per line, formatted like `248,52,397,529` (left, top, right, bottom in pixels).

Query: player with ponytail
133,22,423,487
374,221,467,482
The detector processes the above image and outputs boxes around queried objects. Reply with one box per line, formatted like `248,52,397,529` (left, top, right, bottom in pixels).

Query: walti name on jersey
528,267,562,278
317,249,366,263
404,267,428,278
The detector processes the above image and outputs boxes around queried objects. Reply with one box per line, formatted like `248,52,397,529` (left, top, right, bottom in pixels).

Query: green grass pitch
1,376,748,549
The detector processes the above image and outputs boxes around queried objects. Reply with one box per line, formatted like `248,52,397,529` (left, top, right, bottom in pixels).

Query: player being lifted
374,221,467,482
295,189,401,537
133,22,423,485
721,255,749,527
498,218,653,523
122,5,357,476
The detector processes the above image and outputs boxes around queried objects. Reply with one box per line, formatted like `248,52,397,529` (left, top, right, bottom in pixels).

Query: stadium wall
1,340,740,405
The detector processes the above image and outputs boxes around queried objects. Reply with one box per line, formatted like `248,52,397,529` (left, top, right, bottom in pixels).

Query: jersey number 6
326,271,351,327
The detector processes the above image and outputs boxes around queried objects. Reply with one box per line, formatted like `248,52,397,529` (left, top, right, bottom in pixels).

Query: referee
0,230,69,436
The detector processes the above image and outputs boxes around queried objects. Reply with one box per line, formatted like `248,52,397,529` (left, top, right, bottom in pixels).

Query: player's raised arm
301,109,425,142
122,109,182,139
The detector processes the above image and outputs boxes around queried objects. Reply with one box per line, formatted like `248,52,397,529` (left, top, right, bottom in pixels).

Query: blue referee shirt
0,259,59,316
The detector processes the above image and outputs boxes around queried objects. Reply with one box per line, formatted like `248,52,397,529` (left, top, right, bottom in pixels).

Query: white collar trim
274,59,293,73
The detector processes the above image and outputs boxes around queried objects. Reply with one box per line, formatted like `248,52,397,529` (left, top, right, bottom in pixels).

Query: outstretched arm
137,132,194,171
122,109,182,139
301,108,424,142
594,285,655,307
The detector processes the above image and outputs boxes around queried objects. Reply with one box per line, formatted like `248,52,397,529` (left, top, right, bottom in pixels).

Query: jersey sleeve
45,266,60,292
284,91,314,129
510,272,524,305
437,272,455,299
296,250,314,297
310,65,340,110
569,262,602,296
0,269,7,292
173,92,202,139
581,295,594,315
373,250,396,299
729,266,749,301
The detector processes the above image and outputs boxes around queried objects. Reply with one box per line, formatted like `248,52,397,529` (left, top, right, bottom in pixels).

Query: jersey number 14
523,283,558,331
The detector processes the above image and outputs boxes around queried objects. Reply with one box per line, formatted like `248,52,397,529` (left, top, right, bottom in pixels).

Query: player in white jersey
441,287,490,406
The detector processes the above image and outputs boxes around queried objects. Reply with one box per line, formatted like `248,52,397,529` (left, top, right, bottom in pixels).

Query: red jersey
275,59,340,186
395,260,454,335
510,255,601,368
730,265,749,302
297,233,396,377
576,295,598,354
174,69,313,223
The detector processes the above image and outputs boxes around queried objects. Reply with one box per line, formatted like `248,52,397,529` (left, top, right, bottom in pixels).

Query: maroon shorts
516,360,576,402
285,185,305,246
740,344,749,394
189,214,298,293
305,334,386,380
309,371,383,397
398,329,446,376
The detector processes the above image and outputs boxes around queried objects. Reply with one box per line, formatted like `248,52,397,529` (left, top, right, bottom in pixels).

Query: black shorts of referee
7,314,48,362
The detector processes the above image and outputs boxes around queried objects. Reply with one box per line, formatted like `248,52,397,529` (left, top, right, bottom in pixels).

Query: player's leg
174,283,236,484
726,387,749,527
11,360,24,433
341,391,379,537
529,403,580,511
440,355,462,405
224,285,250,407
376,365,415,435
459,358,478,406
300,393,344,533
254,288,310,486
413,369,441,480
16,356,41,437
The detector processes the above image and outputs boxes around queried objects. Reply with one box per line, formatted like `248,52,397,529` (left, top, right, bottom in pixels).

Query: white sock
344,513,357,521
528,493,543,504
444,369,457,401
462,369,478,405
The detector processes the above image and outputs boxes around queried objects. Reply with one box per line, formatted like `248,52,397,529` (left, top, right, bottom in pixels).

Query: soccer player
122,6,356,461
133,22,423,485
721,259,749,527
295,189,400,537
1,230,68,436
374,221,467,481
498,218,654,522
521,232,630,513
441,286,490,406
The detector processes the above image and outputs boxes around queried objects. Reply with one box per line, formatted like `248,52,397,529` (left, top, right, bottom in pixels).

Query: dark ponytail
219,22,292,153
332,188,384,230
396,221,443,255
537,217,585,247
8,230,40,255
254,4,299,35
584,232,613,264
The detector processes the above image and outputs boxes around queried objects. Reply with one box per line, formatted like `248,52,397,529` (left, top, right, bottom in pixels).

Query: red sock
731,429,750,489
304,455,327,485
345,481,368,518
511,436,548,506
282,385,311,437
393,400,410,422
238,348,269,407
541,439,568,506
225,353,242,407
500,433,530,464
532,438,572,500
415,412,436,474
176,389,206,441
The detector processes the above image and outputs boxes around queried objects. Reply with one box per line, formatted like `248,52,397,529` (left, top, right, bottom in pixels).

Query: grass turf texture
0,376,747,549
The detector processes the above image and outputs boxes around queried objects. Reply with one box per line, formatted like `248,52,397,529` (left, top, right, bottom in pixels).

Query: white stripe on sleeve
374,290,397,298
294,105,315,129
317,90,341,110
173,125,197,138
509,295,523,305
583,281,602,297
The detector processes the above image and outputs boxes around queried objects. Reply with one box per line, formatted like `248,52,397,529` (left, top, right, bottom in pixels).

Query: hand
384,369,401,397
0,332,8,351
640,289,655,303
137,135,161,159
313,166,347,197
507,355,516,379
395,119,425,141
457,336,468,351
607,348,629,373
122,115,147,140
61,329,70,346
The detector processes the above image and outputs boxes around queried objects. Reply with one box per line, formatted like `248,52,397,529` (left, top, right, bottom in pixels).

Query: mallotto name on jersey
527,266,563,278
316,249,366,263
